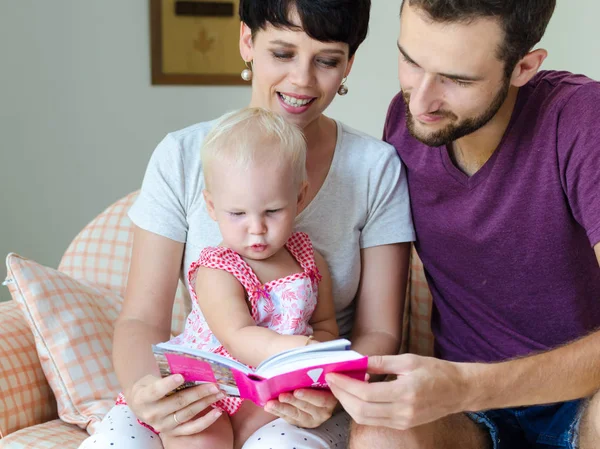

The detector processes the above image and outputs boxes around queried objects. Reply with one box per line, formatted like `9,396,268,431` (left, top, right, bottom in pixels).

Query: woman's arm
309,251,339,342
113,226,224,435
113,225,183,394
350,242,410,357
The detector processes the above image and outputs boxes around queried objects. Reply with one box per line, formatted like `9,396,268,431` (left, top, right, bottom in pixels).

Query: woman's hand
126,374,225,435
264,388,338,428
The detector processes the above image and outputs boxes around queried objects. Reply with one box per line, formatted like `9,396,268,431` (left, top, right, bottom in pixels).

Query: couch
0,191,433,448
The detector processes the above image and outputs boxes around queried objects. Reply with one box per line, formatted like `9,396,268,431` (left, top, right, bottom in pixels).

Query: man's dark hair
239,0,371,58
401,0,556,77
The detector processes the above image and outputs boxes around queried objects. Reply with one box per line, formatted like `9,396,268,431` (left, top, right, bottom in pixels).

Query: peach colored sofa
0,192,433,448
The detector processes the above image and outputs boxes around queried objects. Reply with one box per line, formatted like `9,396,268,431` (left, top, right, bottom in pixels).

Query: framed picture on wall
150,0,247,85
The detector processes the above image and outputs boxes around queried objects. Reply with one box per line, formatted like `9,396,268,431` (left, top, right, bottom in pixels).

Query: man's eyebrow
397,42,484,82
269,39,346,55
397,42,419,65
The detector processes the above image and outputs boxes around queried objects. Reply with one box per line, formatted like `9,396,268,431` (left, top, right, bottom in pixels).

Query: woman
79,1,414,448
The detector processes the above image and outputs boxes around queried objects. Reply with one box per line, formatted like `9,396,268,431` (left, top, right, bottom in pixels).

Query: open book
153,339,367,407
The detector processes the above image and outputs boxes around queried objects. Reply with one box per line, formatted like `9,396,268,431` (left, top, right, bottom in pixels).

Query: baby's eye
266,209,282,214
228,211,245,217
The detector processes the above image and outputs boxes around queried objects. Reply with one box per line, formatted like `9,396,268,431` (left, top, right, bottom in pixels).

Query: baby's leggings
77,404,351,449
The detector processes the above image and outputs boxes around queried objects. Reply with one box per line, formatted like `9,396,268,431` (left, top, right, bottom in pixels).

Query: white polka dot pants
77,405,162,449
78,405,350,449
242,411,351,449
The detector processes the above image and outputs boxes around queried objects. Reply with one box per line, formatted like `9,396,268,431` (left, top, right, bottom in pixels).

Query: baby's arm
309,251,339,342
195,267,312,367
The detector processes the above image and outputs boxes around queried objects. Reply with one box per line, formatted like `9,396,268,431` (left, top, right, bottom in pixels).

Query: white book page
256,338,352,374
256,350,363,379
156,342,251,374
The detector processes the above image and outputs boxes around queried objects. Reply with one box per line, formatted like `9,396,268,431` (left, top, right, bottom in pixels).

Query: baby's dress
168,231,321,415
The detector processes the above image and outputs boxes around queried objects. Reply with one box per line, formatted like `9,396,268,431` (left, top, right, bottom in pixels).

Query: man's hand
326,354,474,430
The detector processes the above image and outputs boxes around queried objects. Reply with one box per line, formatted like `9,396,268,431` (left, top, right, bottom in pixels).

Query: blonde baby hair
201,107,307,190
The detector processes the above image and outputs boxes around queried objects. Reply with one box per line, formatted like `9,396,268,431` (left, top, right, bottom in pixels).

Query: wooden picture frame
150,0,247,85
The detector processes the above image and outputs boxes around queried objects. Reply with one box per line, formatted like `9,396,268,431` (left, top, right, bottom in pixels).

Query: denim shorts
467,400,584,449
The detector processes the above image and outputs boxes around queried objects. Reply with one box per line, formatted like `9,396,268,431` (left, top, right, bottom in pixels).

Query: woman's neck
303,115,335,154
297,114,338,213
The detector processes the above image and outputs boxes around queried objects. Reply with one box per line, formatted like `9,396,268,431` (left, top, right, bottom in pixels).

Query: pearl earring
241,60,253,81
337,77,348,96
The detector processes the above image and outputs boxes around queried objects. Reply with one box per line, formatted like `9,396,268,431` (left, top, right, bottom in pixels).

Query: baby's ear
297,181,309,209
203,190,217,221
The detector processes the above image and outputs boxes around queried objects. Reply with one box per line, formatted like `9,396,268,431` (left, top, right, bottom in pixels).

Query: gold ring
173,412,181,425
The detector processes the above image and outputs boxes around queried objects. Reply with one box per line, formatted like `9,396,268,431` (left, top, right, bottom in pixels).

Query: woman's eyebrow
269,39,346,55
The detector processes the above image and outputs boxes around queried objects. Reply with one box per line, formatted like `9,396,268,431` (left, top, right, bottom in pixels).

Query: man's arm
466,241,600,409
467,327,600,411
471,242,600,407
327,242,600,430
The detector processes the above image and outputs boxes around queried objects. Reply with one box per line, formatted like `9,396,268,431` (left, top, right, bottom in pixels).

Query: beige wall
1,1,598,302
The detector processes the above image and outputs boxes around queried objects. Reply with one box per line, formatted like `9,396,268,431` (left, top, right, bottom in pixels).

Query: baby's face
205,157,302,260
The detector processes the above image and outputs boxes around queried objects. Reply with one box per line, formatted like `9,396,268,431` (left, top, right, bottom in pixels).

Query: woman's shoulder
163,119,219,153
334,121,401,173
147,118,219,174
337,121,397,157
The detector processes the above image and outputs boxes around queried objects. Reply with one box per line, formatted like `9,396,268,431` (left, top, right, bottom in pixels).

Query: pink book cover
153,339,368,406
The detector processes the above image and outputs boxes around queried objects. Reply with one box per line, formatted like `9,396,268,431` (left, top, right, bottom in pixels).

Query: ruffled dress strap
285,232,322,285
187,246,269,320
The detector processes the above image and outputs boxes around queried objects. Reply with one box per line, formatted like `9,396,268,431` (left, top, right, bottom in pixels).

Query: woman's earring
241,60,253,81
337,77,349,96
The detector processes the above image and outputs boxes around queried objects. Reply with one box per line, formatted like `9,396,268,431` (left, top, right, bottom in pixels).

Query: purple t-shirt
385,71,600,363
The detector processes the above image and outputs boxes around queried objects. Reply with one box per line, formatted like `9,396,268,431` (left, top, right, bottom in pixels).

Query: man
326,1,600,448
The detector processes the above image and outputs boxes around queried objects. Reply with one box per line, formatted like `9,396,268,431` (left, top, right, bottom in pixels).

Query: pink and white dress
169,231,322,415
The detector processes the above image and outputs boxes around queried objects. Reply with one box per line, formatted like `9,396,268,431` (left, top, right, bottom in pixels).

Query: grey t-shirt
129,119,415,337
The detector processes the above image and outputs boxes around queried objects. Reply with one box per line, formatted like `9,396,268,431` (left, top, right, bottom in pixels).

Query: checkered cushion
5,253,124,433
58,191,190,335
2,192,191,437
0,190,435,441
0,419,87,448
0,301,57,438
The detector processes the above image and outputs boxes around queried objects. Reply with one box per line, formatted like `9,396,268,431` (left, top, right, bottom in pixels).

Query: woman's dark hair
239,0,371,58
402,0,556,78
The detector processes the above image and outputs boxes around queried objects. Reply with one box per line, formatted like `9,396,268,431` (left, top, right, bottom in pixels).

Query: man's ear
510,48,548,87
239,21,253,63
297,181,309,211
203,190,217,221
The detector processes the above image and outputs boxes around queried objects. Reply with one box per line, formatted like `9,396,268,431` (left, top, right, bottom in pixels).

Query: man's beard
403,78,511,147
